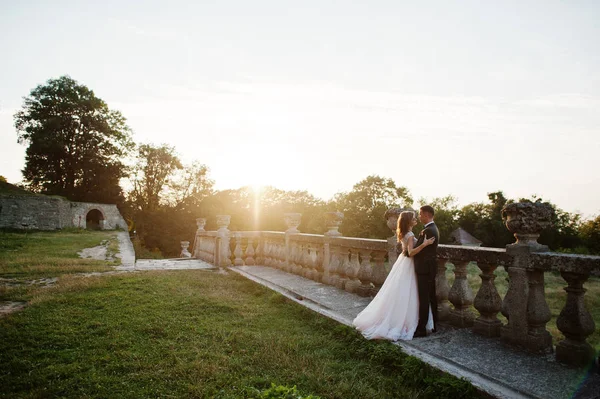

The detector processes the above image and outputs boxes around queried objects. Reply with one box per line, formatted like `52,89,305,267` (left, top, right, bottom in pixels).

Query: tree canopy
14,76,133,203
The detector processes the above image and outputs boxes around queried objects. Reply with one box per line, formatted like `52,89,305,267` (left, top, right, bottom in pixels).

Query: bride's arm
407,234,435,257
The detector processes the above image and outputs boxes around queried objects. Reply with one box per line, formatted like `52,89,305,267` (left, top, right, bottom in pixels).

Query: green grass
0,229,118,282
0,270,482,399
445,263,600,350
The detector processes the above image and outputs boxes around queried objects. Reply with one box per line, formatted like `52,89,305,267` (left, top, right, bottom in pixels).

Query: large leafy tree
128,144,183,212
333,175,413,238
14,76,133,203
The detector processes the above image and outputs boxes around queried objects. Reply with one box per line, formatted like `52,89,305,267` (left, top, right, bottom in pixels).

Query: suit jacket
413,222,439,276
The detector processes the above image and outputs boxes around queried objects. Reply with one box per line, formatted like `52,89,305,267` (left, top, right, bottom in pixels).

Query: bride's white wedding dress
352,231,434,341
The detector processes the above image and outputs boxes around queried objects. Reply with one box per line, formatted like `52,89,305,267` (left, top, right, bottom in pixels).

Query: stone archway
86,209,105,230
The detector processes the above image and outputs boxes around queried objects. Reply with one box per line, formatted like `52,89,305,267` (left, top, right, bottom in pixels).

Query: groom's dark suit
413,222,439,334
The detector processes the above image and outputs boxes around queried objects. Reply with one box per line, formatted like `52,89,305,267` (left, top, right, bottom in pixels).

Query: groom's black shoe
413,329,427,338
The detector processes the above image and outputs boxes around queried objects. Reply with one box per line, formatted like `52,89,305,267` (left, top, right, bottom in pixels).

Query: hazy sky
1,0,599,216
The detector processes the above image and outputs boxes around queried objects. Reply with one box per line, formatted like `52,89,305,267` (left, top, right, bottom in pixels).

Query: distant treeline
9,76,600,257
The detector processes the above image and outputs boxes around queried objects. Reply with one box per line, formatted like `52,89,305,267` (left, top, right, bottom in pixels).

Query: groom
413,205,439,337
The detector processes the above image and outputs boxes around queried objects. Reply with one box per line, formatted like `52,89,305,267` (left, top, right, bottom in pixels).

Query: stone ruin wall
0,195,127,231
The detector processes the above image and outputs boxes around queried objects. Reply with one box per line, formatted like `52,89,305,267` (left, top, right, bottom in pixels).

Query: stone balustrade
189,203,600,368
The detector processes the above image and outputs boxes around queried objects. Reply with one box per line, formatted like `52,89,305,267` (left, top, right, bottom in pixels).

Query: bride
352,210,435,341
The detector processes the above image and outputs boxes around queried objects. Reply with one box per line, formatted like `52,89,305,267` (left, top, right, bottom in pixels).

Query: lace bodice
400,231,416,253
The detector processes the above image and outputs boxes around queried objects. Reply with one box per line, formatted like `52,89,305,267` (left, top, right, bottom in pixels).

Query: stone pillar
526,269,552,353
325,212,344,237
448,260,475,327
192,218,207,258
435,259,451,322
556,271,596,366
473,262,502,337
216,215,231,267
501,245,530,348
501,201,554,350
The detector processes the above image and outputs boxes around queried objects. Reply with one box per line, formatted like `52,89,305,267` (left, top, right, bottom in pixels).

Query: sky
1,0,599,217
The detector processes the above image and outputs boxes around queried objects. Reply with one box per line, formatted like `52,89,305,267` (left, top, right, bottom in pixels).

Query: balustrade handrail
189,209,600,369
530,252,600,274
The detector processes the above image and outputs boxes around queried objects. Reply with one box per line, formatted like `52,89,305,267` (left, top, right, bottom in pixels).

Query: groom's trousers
416,263,438,332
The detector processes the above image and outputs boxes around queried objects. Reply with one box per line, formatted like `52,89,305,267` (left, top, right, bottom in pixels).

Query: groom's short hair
420,205,435,216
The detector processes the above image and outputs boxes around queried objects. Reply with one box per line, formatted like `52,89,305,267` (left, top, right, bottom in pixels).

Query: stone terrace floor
229,265,600,399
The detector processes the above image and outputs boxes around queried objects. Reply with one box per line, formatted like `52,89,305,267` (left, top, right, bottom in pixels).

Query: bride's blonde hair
396,211,415,241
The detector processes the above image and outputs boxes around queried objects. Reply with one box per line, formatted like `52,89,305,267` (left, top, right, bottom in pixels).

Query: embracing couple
352,206,439,341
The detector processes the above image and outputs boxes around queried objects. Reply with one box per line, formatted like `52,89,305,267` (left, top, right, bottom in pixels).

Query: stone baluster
233,233,243,266
308,245,318,281
556,271,596,366
315,245,324,282
448,260,475,327
278,241,286,269
293,242,302,275
255,235,263,265
473,262,502,337
303,244,312,278
356,249,373,297
244,237,255,265
344,249,361,294
263,239,271,266
336,247,350,290
370,250,387,296
287,241,297,273
328,245,342,288
526,269,552,353
435,259,451,322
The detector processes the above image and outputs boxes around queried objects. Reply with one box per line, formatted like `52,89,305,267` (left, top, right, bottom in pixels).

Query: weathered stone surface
0,194,127,230
502,201,554,252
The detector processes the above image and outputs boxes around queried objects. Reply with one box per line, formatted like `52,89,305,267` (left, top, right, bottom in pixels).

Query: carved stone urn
180,241,191,258
284,213,302,233
196,218,206,232
325,212,344,236
502,201,554,252
216,215,231,234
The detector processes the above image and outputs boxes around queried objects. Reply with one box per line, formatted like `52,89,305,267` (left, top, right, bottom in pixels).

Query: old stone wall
0,195,127,231
70,202,127,230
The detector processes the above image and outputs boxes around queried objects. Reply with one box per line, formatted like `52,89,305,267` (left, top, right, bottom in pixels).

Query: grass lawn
0,271,481,399
0,229,119,279
0,230,482,398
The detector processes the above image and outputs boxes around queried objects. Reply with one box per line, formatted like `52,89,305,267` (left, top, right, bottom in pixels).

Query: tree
580,215,600,254
457,191,514,248
129,144,182,212
14,76,133,203
419,195,460,244
333,175,413,238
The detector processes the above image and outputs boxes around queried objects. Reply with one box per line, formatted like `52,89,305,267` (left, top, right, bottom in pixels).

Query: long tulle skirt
352,254,433,341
